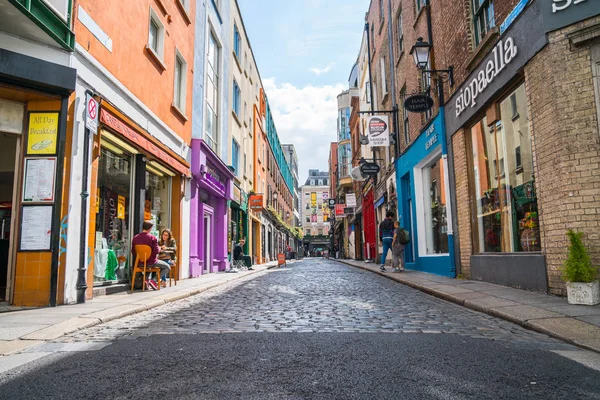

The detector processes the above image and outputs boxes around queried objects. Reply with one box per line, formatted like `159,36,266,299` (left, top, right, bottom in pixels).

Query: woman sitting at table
158,229,177,287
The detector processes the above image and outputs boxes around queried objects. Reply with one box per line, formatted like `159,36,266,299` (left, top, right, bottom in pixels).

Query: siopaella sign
445,0,546,137
543,0,600,32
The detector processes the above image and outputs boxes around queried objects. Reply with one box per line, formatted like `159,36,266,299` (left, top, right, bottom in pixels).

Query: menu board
23,157,56,203
20,205,53,251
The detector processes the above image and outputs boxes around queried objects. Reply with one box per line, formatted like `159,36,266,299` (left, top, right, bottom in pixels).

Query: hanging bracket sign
85,93,99,134
366,116,390,147
360,162,381,177
404,94,434,113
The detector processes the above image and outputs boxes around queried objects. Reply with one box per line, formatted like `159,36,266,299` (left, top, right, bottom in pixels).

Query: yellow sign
27,112,59,155
311,192,317,207
117,195,126,219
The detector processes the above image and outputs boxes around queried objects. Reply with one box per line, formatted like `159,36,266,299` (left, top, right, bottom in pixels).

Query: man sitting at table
132,221,170,290
233,238,253,270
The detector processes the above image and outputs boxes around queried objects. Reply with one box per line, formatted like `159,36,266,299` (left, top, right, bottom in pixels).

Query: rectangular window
379,0,384,19
173,51,187,112
233,24,241,59
366,82,371,104
401,88,409,145
148,8,165,60
233,80,241,116
244,153,247,175
232,139,240,176
469,83,539,253
380,58,388,96
421,154,448,255
472,0,495,46
397,11,404,54
205,33,219,153
415,0,427,13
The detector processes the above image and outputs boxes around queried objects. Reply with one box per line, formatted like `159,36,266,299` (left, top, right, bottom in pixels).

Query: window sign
23,157,56,203
26,112,59,155
20,205,53,251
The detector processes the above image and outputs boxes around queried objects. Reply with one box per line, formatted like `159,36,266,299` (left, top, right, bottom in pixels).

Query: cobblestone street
58,259,569,351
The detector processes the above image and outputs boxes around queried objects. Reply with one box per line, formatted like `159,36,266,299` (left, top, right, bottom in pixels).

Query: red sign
100,109,190,177
88,98,97,119
335,204,346,216
248,194,264,211
277,253,286,266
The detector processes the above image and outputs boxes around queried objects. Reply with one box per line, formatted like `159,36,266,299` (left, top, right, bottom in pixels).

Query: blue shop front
395,111,455,277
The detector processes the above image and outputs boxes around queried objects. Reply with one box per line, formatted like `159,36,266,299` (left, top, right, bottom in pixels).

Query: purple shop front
190,139,234,277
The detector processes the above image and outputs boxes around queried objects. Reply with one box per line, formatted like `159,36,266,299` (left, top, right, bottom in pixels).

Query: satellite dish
350,166,366,182
359,135,369,145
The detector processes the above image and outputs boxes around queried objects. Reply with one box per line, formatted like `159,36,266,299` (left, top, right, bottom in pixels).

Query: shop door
363,190,376,261
204,213,211,273
401,174,415,263
0,134,18,302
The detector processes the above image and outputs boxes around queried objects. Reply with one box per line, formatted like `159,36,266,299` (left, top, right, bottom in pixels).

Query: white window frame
148,7,165,61
205,28,220,153
397,11,404,54
413,147,449,258
173,49,187,114
380,58,388,97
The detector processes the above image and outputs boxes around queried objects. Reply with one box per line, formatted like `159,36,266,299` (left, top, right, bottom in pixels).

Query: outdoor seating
131,244,162,291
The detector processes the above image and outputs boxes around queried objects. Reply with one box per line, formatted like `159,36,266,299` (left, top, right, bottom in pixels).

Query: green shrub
562,230,598,283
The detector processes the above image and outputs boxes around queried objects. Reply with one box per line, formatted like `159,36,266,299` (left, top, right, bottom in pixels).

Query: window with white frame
148,8,165,60
397,11,404,54
380,58,388,97
233,80,241,116
205,32,220,153
422,154,449,255
173,50,187,112
233,24,241,60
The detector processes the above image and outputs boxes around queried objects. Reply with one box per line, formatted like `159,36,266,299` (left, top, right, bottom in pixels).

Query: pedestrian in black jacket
378,211,395,272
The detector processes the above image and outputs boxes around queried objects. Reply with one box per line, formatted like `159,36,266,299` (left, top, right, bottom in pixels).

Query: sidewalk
0,260,291,357
334,259,600,354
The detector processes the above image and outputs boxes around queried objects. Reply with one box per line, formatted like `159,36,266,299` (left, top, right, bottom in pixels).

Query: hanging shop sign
233,185,242,205
360,162,381,177
404,94,434,113
346,193,357,208
328,198,336,208
543,0,599,32
26,112,59,155
249,194,264,211
335,204,346,217
366,116,390,147
445,0,546,137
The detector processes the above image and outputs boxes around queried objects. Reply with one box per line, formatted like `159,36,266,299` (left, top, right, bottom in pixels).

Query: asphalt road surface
1,259,599,399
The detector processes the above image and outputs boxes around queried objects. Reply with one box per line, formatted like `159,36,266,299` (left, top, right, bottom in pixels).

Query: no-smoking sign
85,93,99,134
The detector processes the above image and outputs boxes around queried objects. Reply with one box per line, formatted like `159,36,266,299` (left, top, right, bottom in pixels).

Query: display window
145,166,171,238
422,155,448,255
94,144,132,283
469,83,540,253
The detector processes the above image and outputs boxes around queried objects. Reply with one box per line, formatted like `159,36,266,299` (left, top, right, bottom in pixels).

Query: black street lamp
409,37,454,105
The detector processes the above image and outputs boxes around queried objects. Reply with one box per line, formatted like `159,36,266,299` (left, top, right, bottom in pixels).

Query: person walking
392,220,406,272
378,211,395,272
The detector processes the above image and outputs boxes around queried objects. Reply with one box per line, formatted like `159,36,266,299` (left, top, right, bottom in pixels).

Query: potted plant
562,230,599,305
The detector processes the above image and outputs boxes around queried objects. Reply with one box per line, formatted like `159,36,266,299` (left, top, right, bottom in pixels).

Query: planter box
567,281,600,306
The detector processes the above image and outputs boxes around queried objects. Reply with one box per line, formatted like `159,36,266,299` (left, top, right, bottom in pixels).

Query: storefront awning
100,108,190,177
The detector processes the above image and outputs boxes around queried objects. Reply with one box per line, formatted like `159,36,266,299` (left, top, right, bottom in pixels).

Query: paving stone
491,305,564,322
0,340,44,356
464,297,520,310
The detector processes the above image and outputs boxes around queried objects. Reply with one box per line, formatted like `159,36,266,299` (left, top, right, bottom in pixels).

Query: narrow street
1,259,599,399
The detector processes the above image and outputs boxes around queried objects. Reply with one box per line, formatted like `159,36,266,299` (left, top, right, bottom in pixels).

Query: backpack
133,272,144,290
397,228,410,245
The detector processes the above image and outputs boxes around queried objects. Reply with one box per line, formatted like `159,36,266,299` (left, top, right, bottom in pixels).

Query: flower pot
566,281,600,306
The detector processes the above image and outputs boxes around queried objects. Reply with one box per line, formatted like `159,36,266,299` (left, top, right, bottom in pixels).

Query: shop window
469,83,540,253
422,155,448,255
95,146,132,284
205,32,220,153
471,0,495,46
145,168,171,238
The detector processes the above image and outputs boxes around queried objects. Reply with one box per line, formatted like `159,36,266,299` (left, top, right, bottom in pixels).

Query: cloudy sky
238,0,370,184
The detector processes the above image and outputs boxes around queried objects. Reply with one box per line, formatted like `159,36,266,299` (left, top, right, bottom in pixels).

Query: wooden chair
131,244,162,291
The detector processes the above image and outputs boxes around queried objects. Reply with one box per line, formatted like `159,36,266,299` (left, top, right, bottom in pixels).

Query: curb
333,259,600,355
14,266,273,346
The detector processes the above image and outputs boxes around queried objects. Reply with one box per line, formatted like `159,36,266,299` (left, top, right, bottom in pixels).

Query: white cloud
309,62,334,76
263,78,346,184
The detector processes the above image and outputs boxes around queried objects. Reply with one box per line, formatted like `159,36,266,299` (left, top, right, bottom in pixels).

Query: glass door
94,144,132,284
